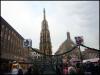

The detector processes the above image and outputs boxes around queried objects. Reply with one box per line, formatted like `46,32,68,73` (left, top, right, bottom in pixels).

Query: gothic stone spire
40,8,52,55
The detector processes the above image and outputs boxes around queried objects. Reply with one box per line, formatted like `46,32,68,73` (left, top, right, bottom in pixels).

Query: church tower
40,8,52,55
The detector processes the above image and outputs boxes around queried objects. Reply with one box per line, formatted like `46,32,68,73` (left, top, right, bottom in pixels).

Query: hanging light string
31,44,100,56
80,44,100,52
31,45,78,56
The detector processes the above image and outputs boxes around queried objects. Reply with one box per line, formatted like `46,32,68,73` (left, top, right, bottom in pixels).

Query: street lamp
75,36,84,62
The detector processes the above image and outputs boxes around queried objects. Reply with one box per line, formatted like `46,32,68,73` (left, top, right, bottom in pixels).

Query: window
19,39,21,48
1,25,4,31
8,30,10,40
2,25,5,39
4,27,7,39
11,31,14,53
1,31,3,38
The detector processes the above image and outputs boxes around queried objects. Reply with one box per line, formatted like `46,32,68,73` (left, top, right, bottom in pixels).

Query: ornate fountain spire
43,8,46,20
40,8,52,55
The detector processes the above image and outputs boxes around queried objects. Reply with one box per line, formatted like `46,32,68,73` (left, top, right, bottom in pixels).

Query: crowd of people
0,59,100,75
56,59,100,75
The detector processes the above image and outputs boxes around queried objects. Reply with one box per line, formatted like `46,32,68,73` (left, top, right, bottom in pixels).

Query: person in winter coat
11,65,18,75
17,66,23,75
61,58,69,75
68,65,77,75
24,66,33,75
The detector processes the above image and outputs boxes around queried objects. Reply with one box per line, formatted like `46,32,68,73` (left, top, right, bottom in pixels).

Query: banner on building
23,39,32,48
75,36,84,45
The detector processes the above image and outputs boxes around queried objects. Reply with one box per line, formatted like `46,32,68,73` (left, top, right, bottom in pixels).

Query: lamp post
78,45,83,62
75,36,83,62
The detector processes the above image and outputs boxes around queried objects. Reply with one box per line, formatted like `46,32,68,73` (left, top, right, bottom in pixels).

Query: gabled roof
55,39,75,54
55,32,77,55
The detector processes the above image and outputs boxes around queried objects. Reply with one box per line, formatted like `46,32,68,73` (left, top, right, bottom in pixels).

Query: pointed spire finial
67,32,70,40
43,8,46,20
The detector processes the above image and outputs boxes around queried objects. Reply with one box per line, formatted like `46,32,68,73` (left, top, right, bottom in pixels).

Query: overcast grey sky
1,1,99,54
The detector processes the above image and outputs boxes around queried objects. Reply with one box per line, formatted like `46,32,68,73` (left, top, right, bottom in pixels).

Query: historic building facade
30,48,41,60
39,8,52,55
55,32,80,62
82,48,99,60
1,16,29,63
